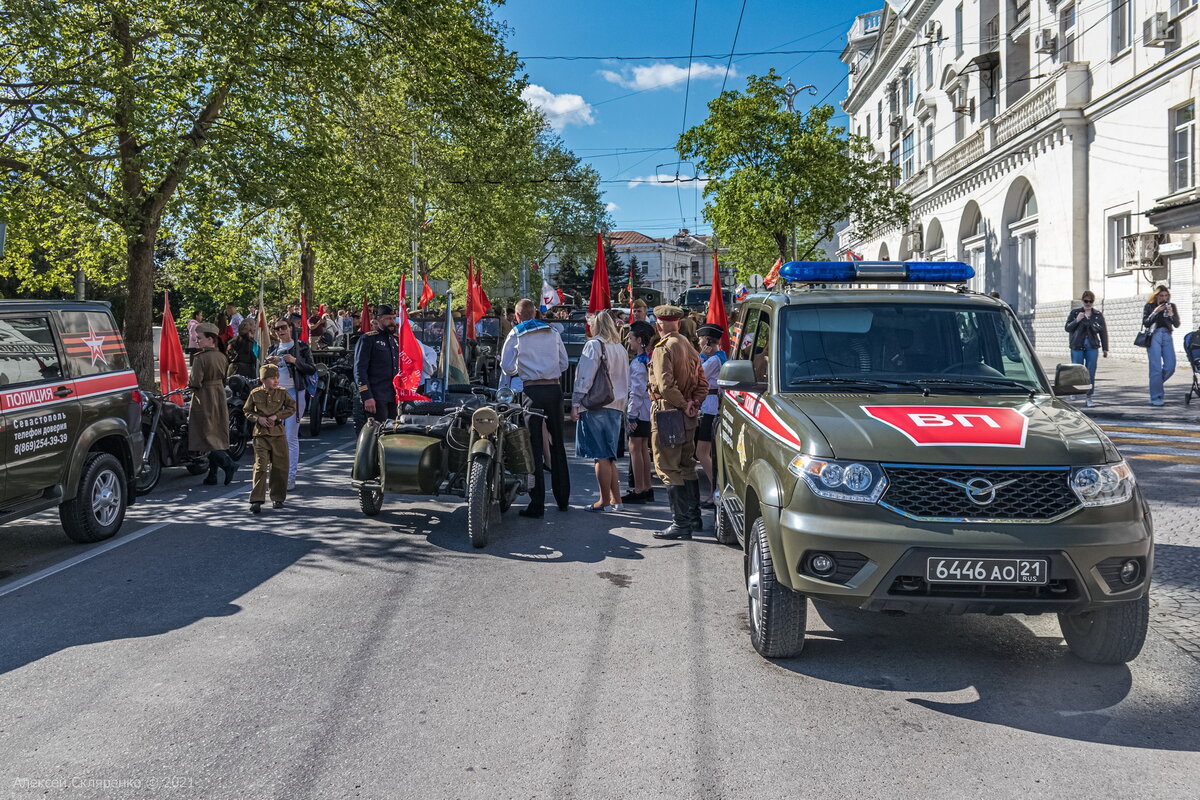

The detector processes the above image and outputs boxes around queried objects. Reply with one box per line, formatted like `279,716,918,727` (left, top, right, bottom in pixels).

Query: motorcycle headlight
1070,461,1135,507
471,406,500,436
788,456,888,504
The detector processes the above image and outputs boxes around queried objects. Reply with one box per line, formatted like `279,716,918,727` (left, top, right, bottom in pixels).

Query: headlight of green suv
788,456,888,503
1070,461,1136,507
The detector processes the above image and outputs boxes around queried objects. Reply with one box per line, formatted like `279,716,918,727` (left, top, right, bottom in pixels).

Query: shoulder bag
582,341,615,410
1133,325,1152,348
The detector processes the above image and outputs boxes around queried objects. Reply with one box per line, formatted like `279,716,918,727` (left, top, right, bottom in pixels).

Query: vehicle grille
879,466,1080,522
887,576,1080,601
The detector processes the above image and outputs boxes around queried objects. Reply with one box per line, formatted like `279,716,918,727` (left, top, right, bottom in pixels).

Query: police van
0,301,142,543
715,261,1152,664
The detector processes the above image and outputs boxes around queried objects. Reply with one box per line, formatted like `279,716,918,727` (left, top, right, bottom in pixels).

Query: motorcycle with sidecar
350,387,539,547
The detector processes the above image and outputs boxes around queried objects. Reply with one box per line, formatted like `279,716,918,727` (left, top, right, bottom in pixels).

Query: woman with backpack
572,311,630,512
1063,290,1108,407
267,318,316,490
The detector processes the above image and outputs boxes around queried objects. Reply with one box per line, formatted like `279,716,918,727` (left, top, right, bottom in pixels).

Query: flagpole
436,288,452,402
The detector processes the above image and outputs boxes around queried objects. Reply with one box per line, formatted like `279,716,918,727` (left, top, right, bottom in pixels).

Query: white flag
541,281,561,309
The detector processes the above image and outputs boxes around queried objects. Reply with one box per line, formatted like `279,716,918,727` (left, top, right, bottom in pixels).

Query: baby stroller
1185,330,1200,405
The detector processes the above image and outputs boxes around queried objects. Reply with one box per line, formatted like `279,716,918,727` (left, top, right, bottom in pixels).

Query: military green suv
714,262,1151,664
0,301,142,543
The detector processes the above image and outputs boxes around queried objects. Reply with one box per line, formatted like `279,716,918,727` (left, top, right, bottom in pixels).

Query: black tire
335,411,349,426
228,417,248,461
132,440,163,496
467,454,492,549
60,452,127,543
185,461,209,476
308,392,323,437
746,516,807,658
713,495,738,546
359,486,384,516
1059,595,1149,664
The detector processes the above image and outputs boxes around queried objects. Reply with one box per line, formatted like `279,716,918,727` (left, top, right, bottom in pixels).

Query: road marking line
1128,452,1200,465
1100,425,1200,437
0,441,353,600
1111,437,1200,451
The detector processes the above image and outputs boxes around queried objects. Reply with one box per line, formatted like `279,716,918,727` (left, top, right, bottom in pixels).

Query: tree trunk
774,231,789,262
300,239,316,311
125,227,158,388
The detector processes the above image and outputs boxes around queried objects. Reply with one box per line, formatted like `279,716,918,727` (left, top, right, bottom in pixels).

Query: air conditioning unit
906,227,924,253
952,97,975,116
1144,13,1174,47
1124,232,1164,269
925,21,940,40
889,116,903,130
849,62,858,75
1034,29,1057,54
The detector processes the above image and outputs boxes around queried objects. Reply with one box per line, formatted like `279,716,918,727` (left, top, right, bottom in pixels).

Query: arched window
1017,187,1038,219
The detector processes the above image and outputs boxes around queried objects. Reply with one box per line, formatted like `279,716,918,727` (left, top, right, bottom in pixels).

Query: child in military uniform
243,364,296,513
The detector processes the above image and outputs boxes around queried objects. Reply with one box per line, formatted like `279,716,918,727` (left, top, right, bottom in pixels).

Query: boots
653,486,693,540
686,479,703,531
203,461,219,486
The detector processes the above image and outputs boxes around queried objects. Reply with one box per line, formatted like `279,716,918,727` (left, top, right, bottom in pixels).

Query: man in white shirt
501,298,570,517
226,304,244,333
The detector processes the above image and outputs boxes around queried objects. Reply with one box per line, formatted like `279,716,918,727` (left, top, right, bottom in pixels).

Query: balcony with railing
849,10,883,43
934,130,986,181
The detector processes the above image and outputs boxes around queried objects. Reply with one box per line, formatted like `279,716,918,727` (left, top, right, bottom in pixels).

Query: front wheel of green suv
746,516,807,658
1058,595,1149,665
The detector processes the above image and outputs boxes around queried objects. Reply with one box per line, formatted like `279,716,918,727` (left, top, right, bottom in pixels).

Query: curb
1081,408,1200,425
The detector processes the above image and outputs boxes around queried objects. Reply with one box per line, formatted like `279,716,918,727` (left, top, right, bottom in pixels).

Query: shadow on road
0,528,317,677
770,602,1199,751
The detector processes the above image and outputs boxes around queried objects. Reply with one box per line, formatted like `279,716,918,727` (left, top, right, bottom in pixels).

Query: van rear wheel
746,516,806,658
1059,595,1149,664
61,453,127,543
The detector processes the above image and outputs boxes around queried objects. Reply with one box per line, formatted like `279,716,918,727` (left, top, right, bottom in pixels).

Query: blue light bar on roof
779,260,975,284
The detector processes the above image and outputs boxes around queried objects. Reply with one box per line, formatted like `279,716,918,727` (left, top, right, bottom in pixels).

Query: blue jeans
1070,348,1098,397
1147,329,1176,403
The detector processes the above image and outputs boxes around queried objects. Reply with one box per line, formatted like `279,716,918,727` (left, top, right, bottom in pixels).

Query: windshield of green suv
778,303,1046,393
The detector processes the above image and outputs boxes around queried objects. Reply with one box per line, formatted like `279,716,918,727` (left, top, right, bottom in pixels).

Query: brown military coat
243,386,296,437
648,331,707,420
187,347,230,451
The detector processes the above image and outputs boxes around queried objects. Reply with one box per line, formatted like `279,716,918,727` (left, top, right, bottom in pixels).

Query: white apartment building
839,0,1200,359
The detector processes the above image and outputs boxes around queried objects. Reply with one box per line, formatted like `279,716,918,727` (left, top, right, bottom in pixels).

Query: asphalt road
1,425,1199,799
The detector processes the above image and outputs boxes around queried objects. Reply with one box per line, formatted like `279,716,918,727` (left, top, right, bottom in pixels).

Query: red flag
588,232,611,314
474,263,491,317
465,259,477,340
706,253,731,352
419,274,435,309
763,257,783,289
299,292,310,343
394,275,429,403
158,292,188,406
360,294,371,332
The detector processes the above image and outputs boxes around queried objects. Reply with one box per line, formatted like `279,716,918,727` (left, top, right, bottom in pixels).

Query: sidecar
350,393,488,516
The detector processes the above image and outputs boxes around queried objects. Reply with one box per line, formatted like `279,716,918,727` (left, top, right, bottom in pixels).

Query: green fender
746,458,795,590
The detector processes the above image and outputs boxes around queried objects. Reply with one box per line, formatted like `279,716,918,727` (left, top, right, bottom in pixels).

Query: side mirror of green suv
1053,363,1092,396
717,359,763,391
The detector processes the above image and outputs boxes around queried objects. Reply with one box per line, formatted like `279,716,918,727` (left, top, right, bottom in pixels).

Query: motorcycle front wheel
132,439,163,496
308,389,323,437
467,454,493,549
228,416,249,460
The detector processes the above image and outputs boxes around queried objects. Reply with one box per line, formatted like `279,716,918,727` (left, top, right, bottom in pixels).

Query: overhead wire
676,0,700,230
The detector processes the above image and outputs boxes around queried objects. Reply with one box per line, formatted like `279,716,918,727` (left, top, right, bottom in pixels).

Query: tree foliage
677,70,910,280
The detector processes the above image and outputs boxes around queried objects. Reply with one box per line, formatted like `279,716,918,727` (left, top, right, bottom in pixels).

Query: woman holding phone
1143,285,1180,406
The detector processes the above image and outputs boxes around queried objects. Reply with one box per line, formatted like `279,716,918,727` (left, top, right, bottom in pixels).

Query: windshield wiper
788,377,917,393
911,378,1039,397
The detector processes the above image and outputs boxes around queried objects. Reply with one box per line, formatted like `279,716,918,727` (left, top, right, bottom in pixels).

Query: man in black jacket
1064,290,1109,407
353,305,399,428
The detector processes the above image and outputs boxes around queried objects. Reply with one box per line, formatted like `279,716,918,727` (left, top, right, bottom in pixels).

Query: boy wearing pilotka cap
243,363,296,514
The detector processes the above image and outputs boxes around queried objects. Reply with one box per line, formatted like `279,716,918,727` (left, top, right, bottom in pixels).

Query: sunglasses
273,325,290,331
1082,300,1093,305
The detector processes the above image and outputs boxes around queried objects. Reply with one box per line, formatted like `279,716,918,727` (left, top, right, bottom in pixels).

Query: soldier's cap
195,322,220,338
375,305,395,316
260,363,280,380
697,323,725,339
653,305,685,321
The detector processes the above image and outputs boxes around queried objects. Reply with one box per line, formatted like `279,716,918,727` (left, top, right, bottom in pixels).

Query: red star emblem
81,324,107,366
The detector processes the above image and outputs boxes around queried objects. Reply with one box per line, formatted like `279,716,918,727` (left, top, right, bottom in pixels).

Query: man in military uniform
353,305,398,428
648,305,708,540
243,363,296,513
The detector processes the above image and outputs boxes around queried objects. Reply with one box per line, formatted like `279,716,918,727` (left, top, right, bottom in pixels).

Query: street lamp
782,78,817,112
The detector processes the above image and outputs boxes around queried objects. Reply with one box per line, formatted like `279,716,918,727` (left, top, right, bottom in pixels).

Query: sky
496,0,882,238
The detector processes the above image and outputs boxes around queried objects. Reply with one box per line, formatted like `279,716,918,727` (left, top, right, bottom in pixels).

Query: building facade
839,0,1200,360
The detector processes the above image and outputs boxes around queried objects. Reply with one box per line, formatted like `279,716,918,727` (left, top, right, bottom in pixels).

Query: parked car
0,301,142,542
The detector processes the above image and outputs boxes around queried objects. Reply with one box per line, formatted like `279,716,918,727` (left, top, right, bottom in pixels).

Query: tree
677,70,909,280
0,1,502,385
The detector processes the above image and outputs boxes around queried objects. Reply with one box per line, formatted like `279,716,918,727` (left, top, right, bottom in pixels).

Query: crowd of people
499,298,724,540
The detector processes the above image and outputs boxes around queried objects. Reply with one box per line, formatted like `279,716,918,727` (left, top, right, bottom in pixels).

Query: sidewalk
1036,352,1200,424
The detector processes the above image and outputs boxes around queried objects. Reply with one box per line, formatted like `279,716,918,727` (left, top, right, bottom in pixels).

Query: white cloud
605,201,620,212
520,84,595,131
627,174,710,190
599,62,735,92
